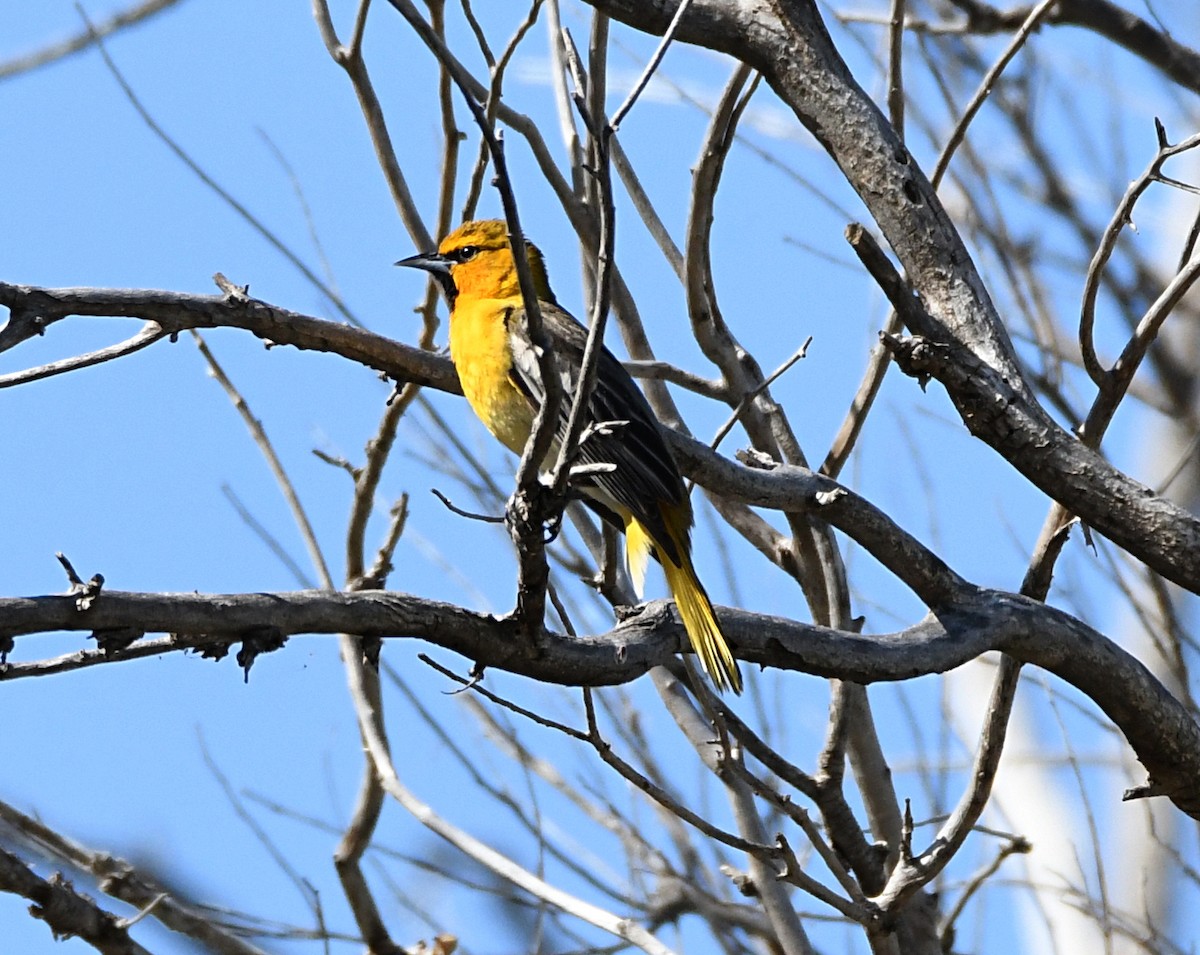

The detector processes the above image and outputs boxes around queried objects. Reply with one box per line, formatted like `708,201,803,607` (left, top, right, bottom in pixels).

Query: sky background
2,2,1199,953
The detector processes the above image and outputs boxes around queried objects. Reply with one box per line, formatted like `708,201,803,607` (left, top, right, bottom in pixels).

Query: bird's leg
538,478,570,545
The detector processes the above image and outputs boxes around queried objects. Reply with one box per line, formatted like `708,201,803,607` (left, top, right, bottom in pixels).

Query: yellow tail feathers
663,554,743,694
625,520,653,599
628,518,742,694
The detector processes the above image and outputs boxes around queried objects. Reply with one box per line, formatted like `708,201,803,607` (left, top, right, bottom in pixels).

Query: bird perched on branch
397,219,742,693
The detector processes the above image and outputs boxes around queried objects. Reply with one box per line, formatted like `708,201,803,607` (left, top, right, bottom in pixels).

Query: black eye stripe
449,245,480,263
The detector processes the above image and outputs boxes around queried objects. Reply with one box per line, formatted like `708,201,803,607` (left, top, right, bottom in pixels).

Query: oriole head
396,219,556,307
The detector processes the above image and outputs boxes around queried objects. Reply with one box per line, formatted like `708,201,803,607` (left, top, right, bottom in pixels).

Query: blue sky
3,2,1199,953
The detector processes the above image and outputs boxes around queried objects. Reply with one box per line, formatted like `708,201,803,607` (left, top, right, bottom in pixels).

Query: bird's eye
451,245,479,263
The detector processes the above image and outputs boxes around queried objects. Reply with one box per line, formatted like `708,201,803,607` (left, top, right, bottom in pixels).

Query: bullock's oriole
398,220,742,693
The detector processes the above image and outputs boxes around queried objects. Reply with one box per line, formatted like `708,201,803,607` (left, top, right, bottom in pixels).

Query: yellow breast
449,297,535,456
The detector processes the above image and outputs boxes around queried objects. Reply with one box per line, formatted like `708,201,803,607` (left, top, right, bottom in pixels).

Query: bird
397,219,742,693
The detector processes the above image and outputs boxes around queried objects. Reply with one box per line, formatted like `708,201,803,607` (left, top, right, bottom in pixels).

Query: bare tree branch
1,576,1198,816
0,799,269,955
945,0,1200,95
0,847,153,955
0,283,456,393
0,0,187,81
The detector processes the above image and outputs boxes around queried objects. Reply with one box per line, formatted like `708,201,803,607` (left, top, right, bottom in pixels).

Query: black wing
506,302,689,564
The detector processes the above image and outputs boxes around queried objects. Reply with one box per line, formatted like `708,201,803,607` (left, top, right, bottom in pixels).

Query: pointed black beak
395,251,450,274
396,251,456,303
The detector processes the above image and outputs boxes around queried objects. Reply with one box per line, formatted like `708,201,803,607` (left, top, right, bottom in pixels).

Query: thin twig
345,655,678,954
200,739,324,922
1079,125,1200,387
608,0,696,130
874,655,1020,910
0,0,185,80
929,0,1058,190
460,0,545,219
0,323,166,390
191,329,334,589
886,0,906,136
709,338,811,455
939,834,1031,943
547,71,617,501
431,488,505,524
221,485,316,589
581,688,767,855
80,4,360,325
